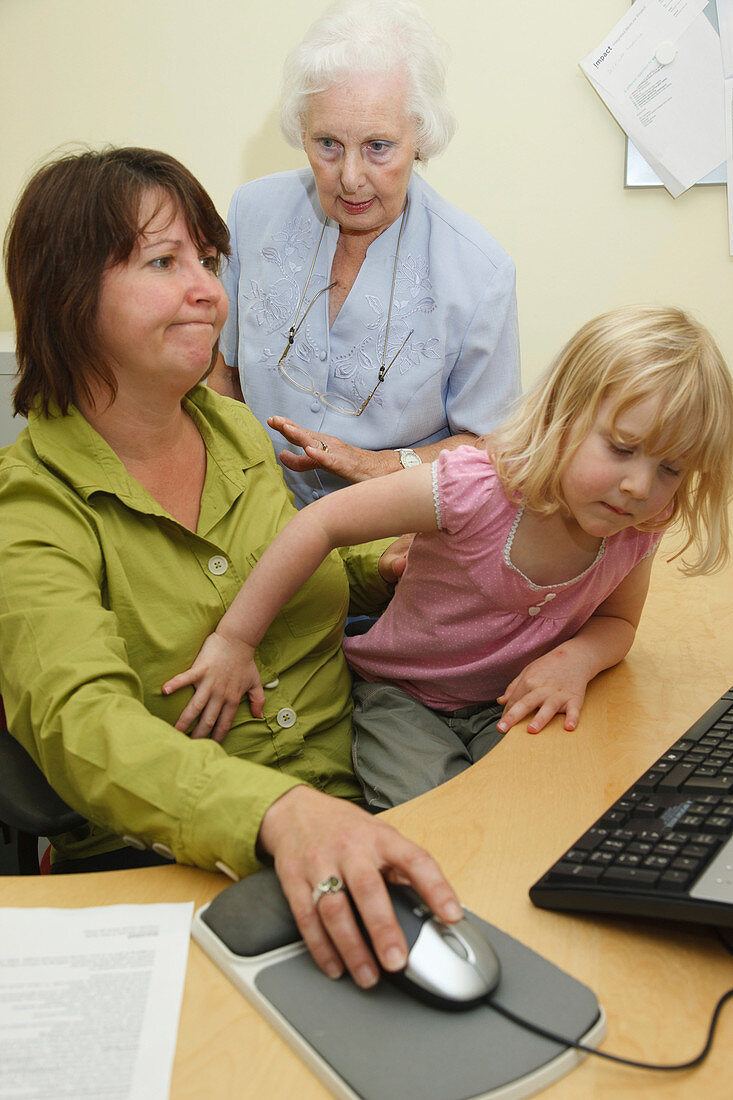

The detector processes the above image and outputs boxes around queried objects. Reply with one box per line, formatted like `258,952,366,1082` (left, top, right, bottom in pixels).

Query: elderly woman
210,0,520,508
0,146,462,989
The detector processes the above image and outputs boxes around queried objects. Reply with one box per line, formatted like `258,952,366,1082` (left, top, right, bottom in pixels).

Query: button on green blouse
0,386,394,877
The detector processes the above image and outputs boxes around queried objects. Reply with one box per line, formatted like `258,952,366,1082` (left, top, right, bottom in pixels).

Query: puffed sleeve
444,253,520,435
0,459,300,878
432,446,504,541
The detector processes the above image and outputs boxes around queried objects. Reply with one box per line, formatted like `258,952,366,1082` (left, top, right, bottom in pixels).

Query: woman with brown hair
0,146,461,989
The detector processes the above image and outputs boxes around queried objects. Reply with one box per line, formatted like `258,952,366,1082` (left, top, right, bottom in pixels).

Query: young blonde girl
164,306,733,808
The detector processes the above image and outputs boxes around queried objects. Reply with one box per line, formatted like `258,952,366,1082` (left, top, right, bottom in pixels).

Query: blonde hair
279,0,456,162
492,306,733,575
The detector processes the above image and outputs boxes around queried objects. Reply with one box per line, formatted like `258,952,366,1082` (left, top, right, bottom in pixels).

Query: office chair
0,714,86,874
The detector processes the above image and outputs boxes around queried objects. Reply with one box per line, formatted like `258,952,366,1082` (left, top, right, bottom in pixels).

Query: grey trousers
351,680,505,810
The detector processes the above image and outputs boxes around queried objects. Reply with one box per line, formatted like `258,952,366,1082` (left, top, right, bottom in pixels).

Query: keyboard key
547,862,605,883
663,831,689,845
691,797,719,810
627,841,654,855
636,770,665,789
564,849,588,863
682,844,711,859
602,867,660,886
573,827,608,850
657,870,692,891
655,842,681,856
636,800,664,818
687,833,717,847
588,851,615,864
678,814,705,828
615,798,638,812
684,774,733,791
672,857,699,872
658,763,697,789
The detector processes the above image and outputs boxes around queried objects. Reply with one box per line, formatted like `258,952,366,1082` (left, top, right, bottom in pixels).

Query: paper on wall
580,0,726,197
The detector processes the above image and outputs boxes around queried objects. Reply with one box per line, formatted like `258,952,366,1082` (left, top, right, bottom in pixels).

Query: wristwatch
397,448,422,469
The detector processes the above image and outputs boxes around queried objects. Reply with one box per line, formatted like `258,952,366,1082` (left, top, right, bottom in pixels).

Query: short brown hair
4,146,230,416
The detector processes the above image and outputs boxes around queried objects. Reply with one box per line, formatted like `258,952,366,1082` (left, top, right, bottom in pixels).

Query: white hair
279,0,457,163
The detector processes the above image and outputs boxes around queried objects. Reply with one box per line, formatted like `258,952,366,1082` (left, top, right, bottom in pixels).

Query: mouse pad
193,871,604,1100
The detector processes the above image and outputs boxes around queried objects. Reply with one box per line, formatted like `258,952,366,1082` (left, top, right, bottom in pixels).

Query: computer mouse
378,883,501,1010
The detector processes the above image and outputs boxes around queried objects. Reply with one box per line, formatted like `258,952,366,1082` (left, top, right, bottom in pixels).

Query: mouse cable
487,986,733,1072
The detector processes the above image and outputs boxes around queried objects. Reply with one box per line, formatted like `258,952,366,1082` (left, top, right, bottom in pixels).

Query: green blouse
0,386,393,877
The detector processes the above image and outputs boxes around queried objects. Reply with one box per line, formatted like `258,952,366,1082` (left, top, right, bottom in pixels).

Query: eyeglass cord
286,199,410,384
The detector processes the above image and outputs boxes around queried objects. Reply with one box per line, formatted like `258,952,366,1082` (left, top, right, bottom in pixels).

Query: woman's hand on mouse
268,415,399,482
257,785,463,988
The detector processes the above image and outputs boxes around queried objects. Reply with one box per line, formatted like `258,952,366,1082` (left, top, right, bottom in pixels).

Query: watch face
399,449,421,468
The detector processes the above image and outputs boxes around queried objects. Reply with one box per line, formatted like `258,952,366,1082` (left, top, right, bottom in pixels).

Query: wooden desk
1,547,732,1099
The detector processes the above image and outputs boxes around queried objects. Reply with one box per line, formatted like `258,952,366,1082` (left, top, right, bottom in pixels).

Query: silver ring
312,874,344,905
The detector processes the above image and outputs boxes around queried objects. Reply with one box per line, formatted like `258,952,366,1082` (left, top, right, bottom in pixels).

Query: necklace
278,200,412,415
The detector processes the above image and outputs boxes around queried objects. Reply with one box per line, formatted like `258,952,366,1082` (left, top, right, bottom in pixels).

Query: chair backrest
0,715,86,874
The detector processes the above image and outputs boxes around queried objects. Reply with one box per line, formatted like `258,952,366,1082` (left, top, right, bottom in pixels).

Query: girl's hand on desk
257,785,463,988
496,646,592,734
162,631,265,740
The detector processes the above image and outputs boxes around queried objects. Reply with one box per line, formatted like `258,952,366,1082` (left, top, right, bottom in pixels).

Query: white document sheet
0,902,193,1100
581,0,726,196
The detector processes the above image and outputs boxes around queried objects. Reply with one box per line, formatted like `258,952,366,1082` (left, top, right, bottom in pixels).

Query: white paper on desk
0,902,193,1100
580,0,726,196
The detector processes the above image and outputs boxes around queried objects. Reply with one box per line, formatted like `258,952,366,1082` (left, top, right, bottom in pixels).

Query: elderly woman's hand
268,416,399,483
257,785,463,987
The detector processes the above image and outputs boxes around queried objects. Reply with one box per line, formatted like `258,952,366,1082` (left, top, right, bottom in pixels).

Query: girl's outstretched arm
162,463,438,738
497,554,655,735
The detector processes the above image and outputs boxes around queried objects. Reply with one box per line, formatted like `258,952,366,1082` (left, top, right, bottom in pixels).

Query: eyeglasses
278,286,413,417
277,199,411,417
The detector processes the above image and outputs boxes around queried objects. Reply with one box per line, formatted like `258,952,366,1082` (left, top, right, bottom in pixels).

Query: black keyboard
530,688,733,928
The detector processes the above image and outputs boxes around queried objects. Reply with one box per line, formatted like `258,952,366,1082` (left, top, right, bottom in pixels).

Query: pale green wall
2,0,731,386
